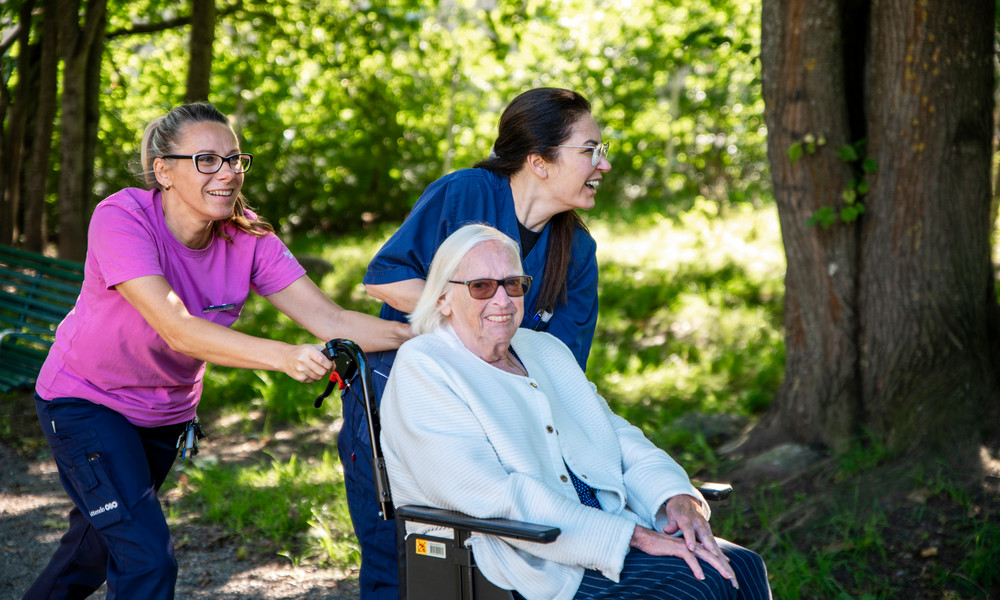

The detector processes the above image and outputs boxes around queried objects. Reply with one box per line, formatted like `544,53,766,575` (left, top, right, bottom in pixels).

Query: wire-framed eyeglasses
160,153,254,174
449,276,533,299
552,142,610,167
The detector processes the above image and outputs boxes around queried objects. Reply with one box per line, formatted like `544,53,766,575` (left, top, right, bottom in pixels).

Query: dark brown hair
140,102,274,240
473,88,593,313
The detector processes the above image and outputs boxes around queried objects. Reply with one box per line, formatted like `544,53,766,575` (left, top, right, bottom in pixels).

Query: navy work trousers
25,395,186,600
337,350,401,600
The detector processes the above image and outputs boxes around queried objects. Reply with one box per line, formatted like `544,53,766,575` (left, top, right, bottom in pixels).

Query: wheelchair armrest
694,482,733,501
396,505,560,543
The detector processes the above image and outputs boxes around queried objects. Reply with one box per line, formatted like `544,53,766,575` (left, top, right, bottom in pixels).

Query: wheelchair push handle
314,339,361,408
312,339,395,520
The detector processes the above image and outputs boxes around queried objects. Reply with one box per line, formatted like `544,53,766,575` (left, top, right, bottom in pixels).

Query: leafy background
4,0,998,597
90,0,766,232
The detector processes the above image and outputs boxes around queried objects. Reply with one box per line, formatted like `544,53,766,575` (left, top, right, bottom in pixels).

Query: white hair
408,224,522,335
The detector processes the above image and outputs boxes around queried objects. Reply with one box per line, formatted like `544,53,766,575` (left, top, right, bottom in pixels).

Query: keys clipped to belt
176,416,206,460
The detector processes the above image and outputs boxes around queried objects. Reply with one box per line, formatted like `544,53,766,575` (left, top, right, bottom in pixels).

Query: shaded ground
2,389,998,599
720,442,1000,599
0,390,359,600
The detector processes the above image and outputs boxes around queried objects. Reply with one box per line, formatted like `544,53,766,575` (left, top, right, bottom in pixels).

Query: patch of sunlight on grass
294,226,396,313
588,199,786,452
178,450,359,567
591,198,785,288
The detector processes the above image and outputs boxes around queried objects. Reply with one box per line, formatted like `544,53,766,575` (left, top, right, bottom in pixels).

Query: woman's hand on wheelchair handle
279,343,334,383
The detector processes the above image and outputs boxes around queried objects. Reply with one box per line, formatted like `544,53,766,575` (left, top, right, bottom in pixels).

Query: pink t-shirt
36,188,306,427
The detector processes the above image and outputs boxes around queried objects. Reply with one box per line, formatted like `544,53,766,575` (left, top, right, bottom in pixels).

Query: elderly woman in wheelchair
379,224,772,600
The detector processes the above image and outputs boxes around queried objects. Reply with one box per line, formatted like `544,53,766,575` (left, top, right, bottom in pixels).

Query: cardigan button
560,475,568,482
530,382,538,388
546,425,554,433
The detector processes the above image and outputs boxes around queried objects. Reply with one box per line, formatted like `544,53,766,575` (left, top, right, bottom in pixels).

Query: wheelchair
315,339,733,600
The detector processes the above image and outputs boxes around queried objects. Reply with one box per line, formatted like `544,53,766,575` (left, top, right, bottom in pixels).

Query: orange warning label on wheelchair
415,537,447,559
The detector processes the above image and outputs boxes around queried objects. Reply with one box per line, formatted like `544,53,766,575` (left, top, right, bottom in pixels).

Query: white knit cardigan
380,326,708,600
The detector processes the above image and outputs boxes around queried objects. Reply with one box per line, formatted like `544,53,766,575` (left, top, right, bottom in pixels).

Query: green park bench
0,246,84,393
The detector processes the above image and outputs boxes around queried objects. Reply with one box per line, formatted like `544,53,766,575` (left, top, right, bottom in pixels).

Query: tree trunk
23,0,60,252
81,7,106,226
860,0,997,454
758,0,863,452
1,2,36,247
758,0,1000,461
55,0,107,261
185,0,216,104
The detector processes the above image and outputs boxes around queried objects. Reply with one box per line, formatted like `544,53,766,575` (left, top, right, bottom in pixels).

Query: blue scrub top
364,168,598,370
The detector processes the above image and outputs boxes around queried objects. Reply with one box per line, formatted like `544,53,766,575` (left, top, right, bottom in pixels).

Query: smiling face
154,121,244,247
440,240,525,362
545,113,611,212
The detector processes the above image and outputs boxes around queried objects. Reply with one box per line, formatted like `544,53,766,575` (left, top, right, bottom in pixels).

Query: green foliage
787,134,825,165
804,139,876,229
587,200,785,467
832,430,890,482
806,205,838,229
786,141,803,164
192,201,785,563
173,450,357,566
712,457,1000,600
82,0,769,233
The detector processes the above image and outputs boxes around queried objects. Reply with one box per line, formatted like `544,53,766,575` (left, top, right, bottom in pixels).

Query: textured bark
22,0,60,252
1,2,35,247
860,0,997,454
758,0,1000,460
55,0,107,261
759,0,863,451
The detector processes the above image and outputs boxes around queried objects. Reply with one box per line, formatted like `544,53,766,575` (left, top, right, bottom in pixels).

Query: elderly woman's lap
573,540,770,600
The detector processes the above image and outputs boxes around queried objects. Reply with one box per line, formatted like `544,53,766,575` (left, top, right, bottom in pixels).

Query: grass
166,202,999,597
588,199,785,464
170,450,357,566
8,199,995,596
172,200,789,571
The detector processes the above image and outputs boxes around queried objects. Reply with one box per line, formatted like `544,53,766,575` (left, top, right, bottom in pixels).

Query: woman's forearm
266,276,413,352
365,278,425,314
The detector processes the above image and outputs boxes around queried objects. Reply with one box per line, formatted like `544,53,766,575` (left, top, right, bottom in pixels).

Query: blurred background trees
0,0,765,254
1,0,998,468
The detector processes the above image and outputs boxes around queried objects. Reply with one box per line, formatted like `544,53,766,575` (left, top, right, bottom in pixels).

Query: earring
164,184,172,191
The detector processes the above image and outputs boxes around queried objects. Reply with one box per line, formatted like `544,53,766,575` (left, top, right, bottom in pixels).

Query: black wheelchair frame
315,339,732,600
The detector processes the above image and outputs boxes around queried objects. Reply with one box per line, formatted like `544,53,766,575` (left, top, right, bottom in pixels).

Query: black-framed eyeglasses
160,153,254,174
552,142,610,167
449,275,532,300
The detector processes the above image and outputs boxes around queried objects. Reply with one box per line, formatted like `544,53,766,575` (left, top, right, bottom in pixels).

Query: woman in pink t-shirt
26,102,411,600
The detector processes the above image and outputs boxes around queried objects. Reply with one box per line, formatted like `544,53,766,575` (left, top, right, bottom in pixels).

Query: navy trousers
574,541,771,600
338,350,401,600
25,396,186,600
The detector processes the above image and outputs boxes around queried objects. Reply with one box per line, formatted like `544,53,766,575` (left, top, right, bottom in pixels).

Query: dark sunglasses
449,275,532,299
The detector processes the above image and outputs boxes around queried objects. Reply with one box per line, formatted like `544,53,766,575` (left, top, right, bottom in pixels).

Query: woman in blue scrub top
340,87,612,600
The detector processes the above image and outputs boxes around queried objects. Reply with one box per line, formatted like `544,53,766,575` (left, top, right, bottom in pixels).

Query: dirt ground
0,437,360,600
3,389,998,599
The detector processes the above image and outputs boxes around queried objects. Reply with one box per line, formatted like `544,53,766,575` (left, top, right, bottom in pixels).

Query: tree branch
0,22,22,56
105,2,241,40
106,15,191,39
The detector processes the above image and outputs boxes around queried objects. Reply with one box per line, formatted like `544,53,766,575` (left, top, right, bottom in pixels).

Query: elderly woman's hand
663,494,720,551
659,494,739,587
629,522,738,588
